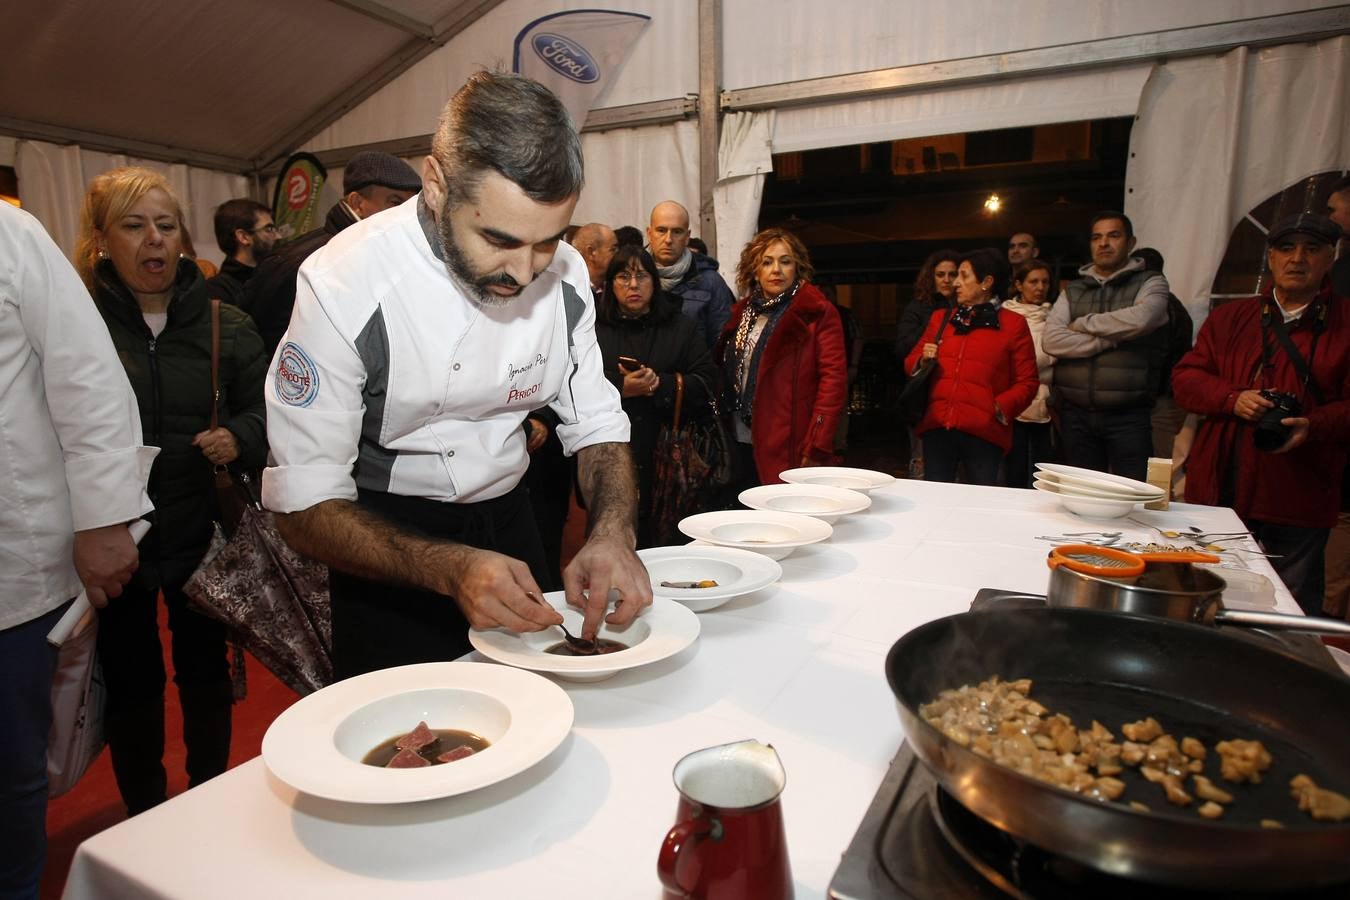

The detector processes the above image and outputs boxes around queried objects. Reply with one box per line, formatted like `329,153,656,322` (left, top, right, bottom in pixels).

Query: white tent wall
1126,35,1350,330
15,139,249,267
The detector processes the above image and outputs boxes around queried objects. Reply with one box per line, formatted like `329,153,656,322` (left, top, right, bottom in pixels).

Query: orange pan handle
1046,544,1146,578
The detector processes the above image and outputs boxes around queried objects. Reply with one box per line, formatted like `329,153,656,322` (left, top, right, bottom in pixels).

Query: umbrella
185,500,332,695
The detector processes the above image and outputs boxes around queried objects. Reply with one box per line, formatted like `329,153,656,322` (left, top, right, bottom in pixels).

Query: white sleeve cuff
262,464,359,513
556,409,631,457
65,446,158,531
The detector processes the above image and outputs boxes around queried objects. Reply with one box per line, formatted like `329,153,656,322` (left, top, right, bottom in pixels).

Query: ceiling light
984,193,1002,213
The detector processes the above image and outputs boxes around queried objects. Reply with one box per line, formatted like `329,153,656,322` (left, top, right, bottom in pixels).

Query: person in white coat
0,202,153,897
1002,259,1057,487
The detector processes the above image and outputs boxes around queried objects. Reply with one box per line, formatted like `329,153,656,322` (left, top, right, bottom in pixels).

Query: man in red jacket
1172,213,1349,615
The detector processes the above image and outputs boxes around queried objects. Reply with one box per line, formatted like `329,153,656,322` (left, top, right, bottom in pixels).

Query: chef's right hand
446,548,561,632
73,523,139,608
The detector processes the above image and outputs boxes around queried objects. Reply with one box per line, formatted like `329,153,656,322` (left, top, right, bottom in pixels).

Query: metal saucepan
1046,544,1350,638
885,607,1350,890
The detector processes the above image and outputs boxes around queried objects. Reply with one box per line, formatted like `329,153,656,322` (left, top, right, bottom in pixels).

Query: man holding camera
1173,213,1349,616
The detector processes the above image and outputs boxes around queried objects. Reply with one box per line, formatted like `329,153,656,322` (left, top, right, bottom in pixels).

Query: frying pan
885,607,1350,891
1045,546,1350,638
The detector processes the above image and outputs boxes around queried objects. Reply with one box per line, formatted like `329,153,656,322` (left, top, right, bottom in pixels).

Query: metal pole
697,0,721,254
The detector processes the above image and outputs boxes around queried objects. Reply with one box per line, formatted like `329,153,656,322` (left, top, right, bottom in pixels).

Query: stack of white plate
1032,463,1165,518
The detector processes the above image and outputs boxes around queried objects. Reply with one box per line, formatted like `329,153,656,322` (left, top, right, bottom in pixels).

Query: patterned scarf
950,301,1001,334
731,280,800,426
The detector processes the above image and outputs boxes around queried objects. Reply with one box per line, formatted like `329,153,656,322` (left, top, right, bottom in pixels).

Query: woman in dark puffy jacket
896,249,959,479
76,167,267,816
904,248,1039,485
595,246,716,547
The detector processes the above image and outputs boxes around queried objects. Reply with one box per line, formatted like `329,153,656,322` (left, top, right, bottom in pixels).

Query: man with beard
206,199,278,307
262,72,648,677
1043,211,1170,481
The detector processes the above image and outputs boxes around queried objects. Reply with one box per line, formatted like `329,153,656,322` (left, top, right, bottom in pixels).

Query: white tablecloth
62,480,1299,899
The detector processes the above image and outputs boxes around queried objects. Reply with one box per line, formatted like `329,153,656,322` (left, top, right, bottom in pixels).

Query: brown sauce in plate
362,728,490,768
544,638,628,656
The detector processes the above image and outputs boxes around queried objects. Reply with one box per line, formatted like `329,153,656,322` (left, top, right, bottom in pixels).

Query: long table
62,480,1301,899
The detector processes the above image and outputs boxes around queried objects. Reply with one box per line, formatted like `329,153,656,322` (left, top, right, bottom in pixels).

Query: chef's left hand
562,534,653,640
192,427,239,465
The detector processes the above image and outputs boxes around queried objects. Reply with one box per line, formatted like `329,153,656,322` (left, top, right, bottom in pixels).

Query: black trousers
329,483,549,680
1248,519,1331,617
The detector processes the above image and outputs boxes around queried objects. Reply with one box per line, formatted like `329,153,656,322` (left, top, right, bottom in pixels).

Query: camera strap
1260,298,1325,406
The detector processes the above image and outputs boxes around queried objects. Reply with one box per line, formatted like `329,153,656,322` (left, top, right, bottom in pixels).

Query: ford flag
513,10,651,130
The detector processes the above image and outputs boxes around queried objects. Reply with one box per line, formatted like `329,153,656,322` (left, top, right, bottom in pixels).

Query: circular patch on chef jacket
275,342,321,407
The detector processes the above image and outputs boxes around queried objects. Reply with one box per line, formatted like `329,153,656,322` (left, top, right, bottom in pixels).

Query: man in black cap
1173,212,1350,615
245,151,421,353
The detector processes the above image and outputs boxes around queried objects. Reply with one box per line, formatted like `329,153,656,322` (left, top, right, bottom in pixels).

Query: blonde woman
716,228,847,488
76,167,267,815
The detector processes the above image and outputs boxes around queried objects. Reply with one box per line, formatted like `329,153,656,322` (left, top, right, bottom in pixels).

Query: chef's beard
437,210,526,309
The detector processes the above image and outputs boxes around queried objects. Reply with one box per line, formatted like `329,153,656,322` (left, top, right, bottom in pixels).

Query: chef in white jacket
264,72,650,678
0,201,154,897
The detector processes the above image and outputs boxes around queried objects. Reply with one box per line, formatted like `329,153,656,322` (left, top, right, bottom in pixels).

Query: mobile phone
617,356,642,370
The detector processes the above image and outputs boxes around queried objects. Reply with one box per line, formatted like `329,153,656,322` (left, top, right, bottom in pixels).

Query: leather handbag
899,307,954,427
649,372,732,545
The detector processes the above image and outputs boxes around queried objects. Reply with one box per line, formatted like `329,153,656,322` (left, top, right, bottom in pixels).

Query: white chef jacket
262,196,629,513
0,203,155,630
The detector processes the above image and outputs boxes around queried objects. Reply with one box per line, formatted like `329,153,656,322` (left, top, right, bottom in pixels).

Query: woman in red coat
716,228,848,488
905,248,1039,485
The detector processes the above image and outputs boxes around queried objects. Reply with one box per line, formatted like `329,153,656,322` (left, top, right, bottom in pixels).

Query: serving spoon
527,591,596,653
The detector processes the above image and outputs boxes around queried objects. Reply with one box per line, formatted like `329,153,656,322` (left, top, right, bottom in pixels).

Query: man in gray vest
1043,210,1170,481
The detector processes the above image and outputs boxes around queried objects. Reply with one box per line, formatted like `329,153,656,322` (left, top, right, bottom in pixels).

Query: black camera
1253,389,1301,451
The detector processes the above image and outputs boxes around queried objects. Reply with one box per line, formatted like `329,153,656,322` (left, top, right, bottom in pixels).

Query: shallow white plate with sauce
261,661,572,804
468,592,700,683
677,509,833,559
638,545,782,611
738,483,872,523
779,466,896,493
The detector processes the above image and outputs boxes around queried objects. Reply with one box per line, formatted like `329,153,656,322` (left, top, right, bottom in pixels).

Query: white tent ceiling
1,0,505,172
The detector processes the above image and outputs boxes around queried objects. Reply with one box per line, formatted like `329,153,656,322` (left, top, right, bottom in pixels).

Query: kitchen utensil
658,739,792,900
886,607,1350,890
1047,543,1220,578
1045,554,1350,638
527,591,594,653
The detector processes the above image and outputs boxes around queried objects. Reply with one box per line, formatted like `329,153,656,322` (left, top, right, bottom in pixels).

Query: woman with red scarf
716,228,848,489
905,248,1039,485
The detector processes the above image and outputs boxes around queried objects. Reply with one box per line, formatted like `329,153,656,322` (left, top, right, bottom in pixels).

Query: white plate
261,661,573,804
778,466,896,493
1035,463,1162,499
638,545,782,611
1033,470,1164,501
468,592,700,682
1034,480,1139,518
678,509,833,559
738,483,872,523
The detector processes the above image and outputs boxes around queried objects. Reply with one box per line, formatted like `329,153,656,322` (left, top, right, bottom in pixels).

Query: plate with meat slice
261,661,572,803
468,592,700,682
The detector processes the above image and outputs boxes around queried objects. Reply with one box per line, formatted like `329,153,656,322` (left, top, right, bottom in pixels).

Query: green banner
270,153,327,243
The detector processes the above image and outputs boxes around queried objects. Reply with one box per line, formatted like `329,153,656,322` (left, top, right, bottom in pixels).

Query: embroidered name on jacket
275,342,320,407
507,353,547,381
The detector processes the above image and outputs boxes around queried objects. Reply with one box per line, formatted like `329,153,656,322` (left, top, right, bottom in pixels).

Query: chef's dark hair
960,248,1011,300
598,247,673,325
433,71,584,206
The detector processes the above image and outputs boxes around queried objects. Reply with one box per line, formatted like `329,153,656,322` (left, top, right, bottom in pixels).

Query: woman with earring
895,249,959,479
594,246,715,547
717,228,847,490
75,167,267,816
904,248,1039,486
